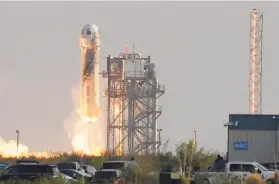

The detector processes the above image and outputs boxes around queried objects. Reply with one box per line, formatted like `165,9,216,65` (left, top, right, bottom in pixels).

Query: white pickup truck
192,161,275,184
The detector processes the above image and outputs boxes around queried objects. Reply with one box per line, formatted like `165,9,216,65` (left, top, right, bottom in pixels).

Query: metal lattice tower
249,8,263,114
103,52,165,155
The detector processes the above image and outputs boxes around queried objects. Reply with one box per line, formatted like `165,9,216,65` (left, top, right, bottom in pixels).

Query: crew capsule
80,24,100,49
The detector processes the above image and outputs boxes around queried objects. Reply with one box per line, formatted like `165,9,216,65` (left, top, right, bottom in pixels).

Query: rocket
79,24,101,120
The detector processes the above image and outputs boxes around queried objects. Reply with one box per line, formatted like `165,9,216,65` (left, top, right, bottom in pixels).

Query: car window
17,165,56,174
51,166,60,174
57,163,76,170
242,164,256,172
103,162,125,170
256,164,268,171
229,164,241,171
0,164,8,171
3,166,17,175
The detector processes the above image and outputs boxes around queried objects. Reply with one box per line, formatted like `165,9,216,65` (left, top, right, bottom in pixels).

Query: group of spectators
211,154,227,171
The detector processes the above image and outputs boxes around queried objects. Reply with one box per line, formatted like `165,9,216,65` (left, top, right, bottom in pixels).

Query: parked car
57,162,85,173
0,163,8,171
193,161,275,184
0,163,75,183
82,165,97,177
92,169,124,184
60,169,92,181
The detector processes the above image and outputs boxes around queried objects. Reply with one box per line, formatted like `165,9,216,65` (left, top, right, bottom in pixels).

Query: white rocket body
79,24,101,120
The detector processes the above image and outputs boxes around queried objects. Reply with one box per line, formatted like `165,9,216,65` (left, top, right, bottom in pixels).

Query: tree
176,140,216,176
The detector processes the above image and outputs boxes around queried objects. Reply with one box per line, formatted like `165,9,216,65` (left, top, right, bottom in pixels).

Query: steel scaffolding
249,8,263,114
103,52,165,155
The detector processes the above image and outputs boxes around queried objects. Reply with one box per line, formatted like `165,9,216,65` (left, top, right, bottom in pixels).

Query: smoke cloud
0,137,29,156
63,83,106,154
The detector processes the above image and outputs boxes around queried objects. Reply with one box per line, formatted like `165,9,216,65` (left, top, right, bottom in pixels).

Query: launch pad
103,52,165,155
76,24,165,155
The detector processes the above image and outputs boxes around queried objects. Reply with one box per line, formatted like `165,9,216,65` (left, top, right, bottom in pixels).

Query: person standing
212,154,221,170
127,157,141,183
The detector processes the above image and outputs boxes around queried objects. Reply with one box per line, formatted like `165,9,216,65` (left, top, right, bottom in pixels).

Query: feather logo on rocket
79,24,101,121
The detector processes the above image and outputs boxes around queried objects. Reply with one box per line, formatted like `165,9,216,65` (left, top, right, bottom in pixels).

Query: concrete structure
103,52,165,155
227,114,279,164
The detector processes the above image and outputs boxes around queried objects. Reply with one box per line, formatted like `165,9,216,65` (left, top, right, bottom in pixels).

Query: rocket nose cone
81,24,99,40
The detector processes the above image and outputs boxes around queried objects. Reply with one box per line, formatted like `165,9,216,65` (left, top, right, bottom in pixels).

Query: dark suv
0,164,60,181
92,169,124,184
102,161,128,171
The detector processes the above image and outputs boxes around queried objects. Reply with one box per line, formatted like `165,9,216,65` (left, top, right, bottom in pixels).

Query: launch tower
103,52,165,155
249,8,263,114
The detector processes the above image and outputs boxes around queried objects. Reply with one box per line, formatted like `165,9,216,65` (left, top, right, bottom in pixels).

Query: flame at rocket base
81,79,101,120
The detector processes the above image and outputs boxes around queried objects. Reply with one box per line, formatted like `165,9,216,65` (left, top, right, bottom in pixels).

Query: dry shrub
246,174,264,184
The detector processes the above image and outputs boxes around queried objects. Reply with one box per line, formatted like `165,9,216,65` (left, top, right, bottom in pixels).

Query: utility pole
16,129,19,158
193,130,197,149
157,128,162,154
189,130,197,176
